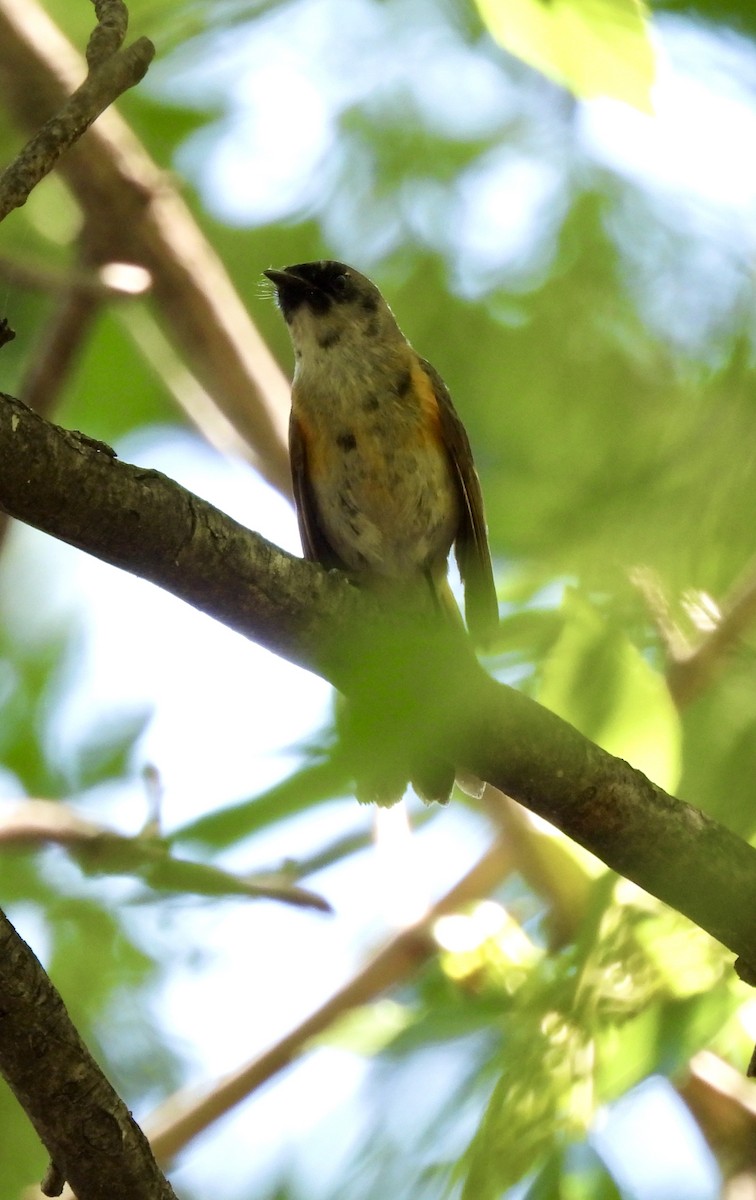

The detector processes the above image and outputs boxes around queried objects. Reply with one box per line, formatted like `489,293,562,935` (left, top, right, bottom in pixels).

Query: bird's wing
289,410,344,568
420,358,498,646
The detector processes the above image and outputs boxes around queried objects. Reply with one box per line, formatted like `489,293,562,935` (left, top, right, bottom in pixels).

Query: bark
0,908,177,1200
1,388,755,975
0,0,292,493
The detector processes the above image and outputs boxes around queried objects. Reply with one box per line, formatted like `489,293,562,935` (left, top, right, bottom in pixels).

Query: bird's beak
263,268,298,291
264,267,320,318
263,268,315,298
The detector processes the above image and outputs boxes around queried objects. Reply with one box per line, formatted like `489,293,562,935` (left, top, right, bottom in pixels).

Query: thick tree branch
0,390,327,667
0,906,177,1200
2,389,756,975
0,236,109,551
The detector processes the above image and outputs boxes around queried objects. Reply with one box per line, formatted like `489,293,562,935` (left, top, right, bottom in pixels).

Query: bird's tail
427,572,466,633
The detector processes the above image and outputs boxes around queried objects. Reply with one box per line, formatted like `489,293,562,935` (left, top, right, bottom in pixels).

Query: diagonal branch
0,0,154,221
2,387,756,973
0,906,177,1200
0,0,292,493
668,557,756,706
145,836,516,1162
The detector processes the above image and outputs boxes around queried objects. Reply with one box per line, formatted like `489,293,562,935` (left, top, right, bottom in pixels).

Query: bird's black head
264,261,377,322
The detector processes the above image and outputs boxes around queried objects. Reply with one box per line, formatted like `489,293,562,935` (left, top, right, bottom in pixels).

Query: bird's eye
332,273,349,294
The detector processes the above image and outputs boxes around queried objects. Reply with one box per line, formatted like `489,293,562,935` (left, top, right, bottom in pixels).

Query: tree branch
668,556,756,706
2,388,756,974
0,906,177,1200
146,836,516,1161
679,1051,756,1177
0,0,292,494
0,0,154,221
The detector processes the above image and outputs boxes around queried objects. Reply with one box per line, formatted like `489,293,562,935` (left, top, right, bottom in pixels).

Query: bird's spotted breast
294,373,458,579
336,431,357,452
269,258,498,661
317,328,342,350
393,367,412,398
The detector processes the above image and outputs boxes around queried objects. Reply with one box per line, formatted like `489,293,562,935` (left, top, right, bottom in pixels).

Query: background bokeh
2,0,756,1196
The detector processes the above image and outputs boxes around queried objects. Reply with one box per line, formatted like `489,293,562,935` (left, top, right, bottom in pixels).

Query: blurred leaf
58,305,177,440
476,0,656,111
487,607,566,677
0,800,330,911
0,1074,47,1197
525,1146,623,1200
71,707,153,790
170,755,351,849
459,1015,593,1198
594,1002,663,1100
446,877,730,1196
0,628,71,798
635,907,728,999
538,589,682,791
315,1000,415,1057
678,663,756,834
123,848,331,911
119,90,223,160
47,896,156,1022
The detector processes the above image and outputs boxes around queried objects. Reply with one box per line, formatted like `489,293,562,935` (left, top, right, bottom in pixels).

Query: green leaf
71,707,153,790
314,1000,415,1057
537,589,681,792
0,801,330,911
634,907,728,999
72,831,332,912
170,756,351,850
476,0,656,111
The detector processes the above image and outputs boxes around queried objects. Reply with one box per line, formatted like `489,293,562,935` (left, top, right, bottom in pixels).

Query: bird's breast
293,365,459,578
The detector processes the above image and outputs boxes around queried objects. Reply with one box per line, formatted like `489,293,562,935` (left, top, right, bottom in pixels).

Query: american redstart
265,260,497,801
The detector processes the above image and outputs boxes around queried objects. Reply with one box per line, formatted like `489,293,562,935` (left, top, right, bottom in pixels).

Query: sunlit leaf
314,1000,414,1056
476,0,656,111
634,908,727,999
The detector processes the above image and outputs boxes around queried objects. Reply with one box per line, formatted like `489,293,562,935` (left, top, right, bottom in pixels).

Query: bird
264,260,497,801
264,260,497,637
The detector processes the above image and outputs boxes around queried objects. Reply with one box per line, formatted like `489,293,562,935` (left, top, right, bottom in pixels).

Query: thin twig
87,0,129,69
117,305,255,460
0,251,149,297
632,559,756,707
20,288,101,416
678,1050,756,1174
668,556,756,706
145,837,516,1162
0,0,154,222
0,0,292,494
